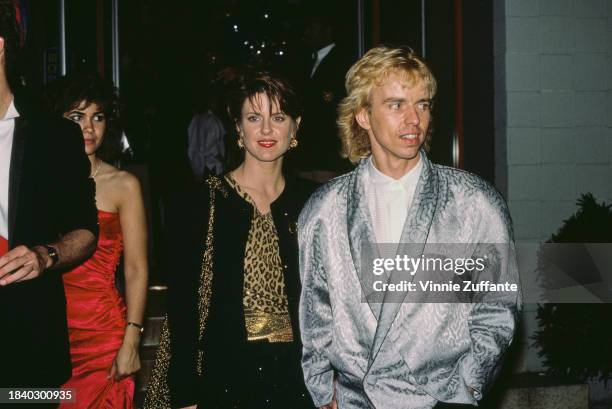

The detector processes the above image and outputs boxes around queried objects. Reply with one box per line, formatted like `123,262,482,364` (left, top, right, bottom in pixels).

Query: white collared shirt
310,43,336,77
0,100,19,239
365,155,423,244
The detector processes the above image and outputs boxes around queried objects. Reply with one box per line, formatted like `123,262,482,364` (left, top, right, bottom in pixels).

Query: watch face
44,245,59,264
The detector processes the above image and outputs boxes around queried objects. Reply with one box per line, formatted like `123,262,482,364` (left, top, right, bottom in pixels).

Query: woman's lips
84,139,95,145
257,140,277,148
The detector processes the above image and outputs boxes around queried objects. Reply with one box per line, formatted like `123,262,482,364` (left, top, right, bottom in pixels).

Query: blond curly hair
338,46,437,164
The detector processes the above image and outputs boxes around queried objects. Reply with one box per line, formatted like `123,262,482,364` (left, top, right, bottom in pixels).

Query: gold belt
244,309,293,343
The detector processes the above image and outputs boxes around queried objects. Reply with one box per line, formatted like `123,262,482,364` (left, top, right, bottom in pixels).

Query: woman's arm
110,171,148,379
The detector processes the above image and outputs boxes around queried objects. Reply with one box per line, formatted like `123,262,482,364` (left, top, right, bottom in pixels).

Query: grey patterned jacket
298,152,522,409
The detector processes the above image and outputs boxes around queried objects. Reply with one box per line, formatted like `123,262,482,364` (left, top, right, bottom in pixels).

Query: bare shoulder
100,167,143,206
110,171,143,205
112,170,142,193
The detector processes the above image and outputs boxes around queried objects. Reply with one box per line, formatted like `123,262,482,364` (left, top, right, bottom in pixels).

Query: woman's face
64,100,107,156
236,92,300,164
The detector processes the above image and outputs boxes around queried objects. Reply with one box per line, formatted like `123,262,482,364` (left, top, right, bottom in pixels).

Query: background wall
494,0,612,375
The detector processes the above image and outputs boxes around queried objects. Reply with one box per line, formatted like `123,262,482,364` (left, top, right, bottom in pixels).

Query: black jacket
294,44,355,173
0,93,98,387
165,175,316,407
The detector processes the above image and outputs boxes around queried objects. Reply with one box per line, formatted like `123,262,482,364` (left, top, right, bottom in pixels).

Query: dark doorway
366,0,457,168
365,0,495,182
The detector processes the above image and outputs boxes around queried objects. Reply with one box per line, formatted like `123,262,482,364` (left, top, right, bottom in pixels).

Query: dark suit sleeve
51,119,98,237
166,185,208,407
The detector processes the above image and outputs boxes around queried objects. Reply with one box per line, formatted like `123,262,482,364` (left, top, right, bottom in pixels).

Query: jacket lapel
346,159,383,320
312,45,332,80
7,116,26,248
368,152,439,365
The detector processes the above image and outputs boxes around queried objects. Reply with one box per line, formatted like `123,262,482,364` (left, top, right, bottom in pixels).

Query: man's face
356,72,431,176
0,36,5,70
303,19,332,50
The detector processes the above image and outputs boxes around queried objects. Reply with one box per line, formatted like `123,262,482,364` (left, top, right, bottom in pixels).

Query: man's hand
320,398,338,409
320,381,338,409
0,245,51,286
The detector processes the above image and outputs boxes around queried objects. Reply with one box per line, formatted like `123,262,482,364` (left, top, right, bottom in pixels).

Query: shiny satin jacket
298,152,522,409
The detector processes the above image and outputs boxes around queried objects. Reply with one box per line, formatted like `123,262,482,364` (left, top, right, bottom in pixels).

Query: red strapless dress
0,235,7,256
60,210,134,408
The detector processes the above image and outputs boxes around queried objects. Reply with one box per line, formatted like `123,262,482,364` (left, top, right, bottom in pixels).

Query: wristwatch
41,244,60,267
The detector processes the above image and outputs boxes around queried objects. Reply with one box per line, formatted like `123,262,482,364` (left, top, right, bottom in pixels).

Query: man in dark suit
0,0,98,395
294,11,355,182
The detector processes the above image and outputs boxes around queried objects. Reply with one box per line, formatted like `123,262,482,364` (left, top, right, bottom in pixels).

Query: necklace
90,159,101,178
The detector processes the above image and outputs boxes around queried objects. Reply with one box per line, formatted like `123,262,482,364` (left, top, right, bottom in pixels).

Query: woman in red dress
48,73,148,408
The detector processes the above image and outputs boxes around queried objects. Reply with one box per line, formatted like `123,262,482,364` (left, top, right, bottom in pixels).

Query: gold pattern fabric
143,176,225,409
225,174,294,343
142,318,171,408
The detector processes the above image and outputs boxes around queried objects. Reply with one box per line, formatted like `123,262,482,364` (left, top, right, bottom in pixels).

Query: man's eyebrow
381,97,431,104
382,97,406,103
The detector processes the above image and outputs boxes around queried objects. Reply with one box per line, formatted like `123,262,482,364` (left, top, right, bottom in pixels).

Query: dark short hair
46,73,122,162
0,0,20,89
226,68,303,124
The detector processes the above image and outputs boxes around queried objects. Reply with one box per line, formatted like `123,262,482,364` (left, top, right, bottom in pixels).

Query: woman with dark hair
145,69,315,409
48,73,148,409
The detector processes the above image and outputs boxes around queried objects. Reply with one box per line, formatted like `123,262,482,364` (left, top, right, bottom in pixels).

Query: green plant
533,194,612,382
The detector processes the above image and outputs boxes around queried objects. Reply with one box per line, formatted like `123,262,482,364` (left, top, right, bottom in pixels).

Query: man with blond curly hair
298,46,521,409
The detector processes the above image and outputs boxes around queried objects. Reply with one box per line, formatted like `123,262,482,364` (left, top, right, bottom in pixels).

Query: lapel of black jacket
7,118,26,248
7,96,28,248
311,44,336,81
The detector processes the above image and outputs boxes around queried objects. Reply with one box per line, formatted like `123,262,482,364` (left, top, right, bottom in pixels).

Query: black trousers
198,340,312,409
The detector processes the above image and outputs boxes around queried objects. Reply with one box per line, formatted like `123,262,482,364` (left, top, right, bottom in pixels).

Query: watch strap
41,244,59,267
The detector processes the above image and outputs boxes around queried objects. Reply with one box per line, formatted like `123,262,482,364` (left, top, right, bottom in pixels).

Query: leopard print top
225,174,293,343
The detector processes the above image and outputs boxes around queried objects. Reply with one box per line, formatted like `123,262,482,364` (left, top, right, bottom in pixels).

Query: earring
289,138,298,149
237,138,244,149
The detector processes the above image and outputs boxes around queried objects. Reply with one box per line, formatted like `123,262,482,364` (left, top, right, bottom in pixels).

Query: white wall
494,0,612,372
